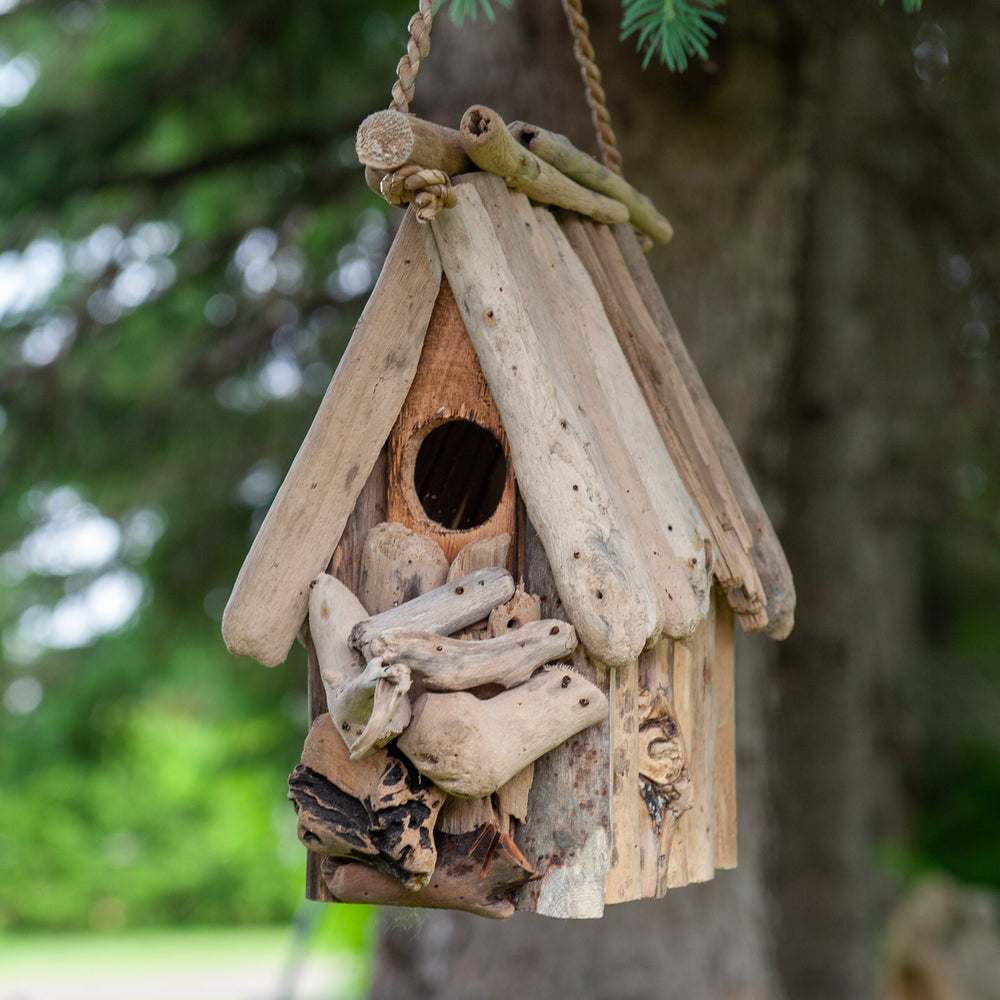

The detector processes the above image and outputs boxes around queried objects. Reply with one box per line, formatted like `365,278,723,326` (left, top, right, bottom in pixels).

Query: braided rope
560,0,624,178
369,0,454,221
390,0,434,113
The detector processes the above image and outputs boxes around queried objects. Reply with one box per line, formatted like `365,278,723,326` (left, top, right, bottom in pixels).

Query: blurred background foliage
0,0,998,943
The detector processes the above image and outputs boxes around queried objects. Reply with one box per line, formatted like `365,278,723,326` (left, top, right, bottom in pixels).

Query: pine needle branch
619,0,726,72
439,0,513,26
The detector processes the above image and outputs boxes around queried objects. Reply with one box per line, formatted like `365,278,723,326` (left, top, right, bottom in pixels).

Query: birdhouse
223,118,794,918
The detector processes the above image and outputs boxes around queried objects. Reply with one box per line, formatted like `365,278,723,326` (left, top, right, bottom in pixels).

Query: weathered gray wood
358,521,449,616
509,120,673,244
447,534,511,582
459,107,629,225
367,618,576,691
610,221,796,638
355,109,472,175
524,201,713,630
512,518,612,917
398,666,608,798
350,566,514,654
430,174,660,667
223,211,442,666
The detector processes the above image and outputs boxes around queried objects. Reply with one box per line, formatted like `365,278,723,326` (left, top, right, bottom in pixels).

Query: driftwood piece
448,534,511,582
713,600,738,869
350,566,514,655
666,596,719,887
509,121,673,244
307,451,389,902
322,821,535,919
366,618,576,691
398,666,609,798
388,279,518,564
518,198,713,628
223,211,441,666
637,638,693,898
430,174,660,667
308,572,411,757
512,520,612,917
459,106,629,226
355,109,473,176
288,714,444,891
562,217,767,630
358,521,448,616
610,221,796,638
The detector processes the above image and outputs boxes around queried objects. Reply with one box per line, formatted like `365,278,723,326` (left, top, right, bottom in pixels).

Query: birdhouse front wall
298,265,737,917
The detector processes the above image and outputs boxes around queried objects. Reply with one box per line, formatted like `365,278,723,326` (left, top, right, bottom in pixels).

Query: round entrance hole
413,419,507,531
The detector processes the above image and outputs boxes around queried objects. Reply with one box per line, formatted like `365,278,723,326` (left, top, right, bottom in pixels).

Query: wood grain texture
529,205,713,628
610,222,796,639
355,109,472,175
512,518,612,917
712,599,738,869
560,218,766,632
667,594,719,887
223,211,441,666
431,174,660,667
509,120,673,244
387,277,517,565
357,521,448,616
459,105,628,225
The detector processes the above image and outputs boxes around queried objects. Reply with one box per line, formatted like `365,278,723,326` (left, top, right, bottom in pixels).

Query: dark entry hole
414,419,506,530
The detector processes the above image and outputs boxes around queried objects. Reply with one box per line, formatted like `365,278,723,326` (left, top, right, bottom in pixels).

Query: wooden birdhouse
222,105,794,919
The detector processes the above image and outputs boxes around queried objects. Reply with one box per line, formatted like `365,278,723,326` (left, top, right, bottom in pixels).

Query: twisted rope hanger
560,0,624,178
369,0,625,218
367,0,456,222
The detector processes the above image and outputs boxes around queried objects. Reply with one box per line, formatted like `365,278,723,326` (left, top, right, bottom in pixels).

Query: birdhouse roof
223,172,793,668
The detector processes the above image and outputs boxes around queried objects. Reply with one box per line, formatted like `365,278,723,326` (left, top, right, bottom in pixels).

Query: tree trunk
366,1,998,996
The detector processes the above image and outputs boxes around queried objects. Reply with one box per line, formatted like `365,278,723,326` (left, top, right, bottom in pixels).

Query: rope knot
378,164,457,223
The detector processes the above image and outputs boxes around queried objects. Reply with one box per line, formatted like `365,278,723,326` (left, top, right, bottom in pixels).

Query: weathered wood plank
667,595,719,886
637,639,692,897
512,518,612,918
431,173,660,667
606,662,643,904
530,206,713,627
610,222,796,639
223,211,441,665
713,599,738,869
560,217,766,632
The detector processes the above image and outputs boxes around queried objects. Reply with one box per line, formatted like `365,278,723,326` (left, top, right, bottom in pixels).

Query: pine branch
619,0,726,72
439,0,513,26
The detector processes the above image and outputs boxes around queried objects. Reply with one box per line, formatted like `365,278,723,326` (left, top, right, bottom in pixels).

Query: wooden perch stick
509,121,673,244
398,666,609,798
366,618,577,691
350,566,514,655
459,105,629,226
356,109,473,175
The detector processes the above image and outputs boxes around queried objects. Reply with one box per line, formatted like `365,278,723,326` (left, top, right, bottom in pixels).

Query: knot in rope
378,164,456,223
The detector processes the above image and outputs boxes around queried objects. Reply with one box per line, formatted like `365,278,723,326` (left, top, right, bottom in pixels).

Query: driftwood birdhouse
223,110,794,918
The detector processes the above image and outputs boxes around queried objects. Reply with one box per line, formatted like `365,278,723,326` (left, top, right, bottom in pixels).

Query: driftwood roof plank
222,210,442,665
608,223,796,638
429,174,661,667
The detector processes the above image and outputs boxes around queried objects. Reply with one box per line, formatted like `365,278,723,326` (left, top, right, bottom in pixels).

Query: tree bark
367,1,998,996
